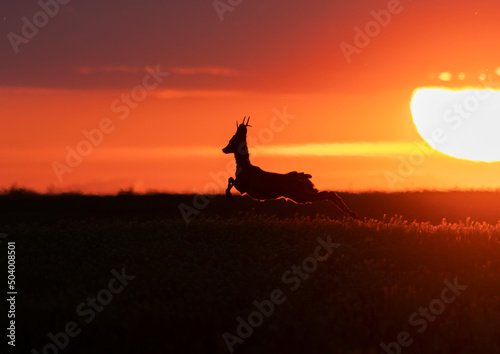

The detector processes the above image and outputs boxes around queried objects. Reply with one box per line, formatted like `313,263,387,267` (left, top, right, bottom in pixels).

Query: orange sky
2,0,500,194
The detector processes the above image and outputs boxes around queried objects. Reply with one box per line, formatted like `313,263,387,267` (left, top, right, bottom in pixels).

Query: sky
2,0,500,194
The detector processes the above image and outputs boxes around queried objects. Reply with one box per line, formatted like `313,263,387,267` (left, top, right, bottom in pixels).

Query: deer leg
318,191,361,220
226,177,235,201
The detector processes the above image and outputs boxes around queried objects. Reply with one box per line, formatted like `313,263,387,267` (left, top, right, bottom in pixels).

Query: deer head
222,116,251,154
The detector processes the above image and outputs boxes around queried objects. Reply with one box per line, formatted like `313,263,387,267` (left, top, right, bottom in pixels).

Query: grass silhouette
2,191,500,353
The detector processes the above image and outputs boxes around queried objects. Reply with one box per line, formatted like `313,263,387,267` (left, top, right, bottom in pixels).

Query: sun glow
410,87,500,162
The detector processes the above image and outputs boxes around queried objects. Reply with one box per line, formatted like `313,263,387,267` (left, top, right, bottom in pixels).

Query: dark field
2,191,500,354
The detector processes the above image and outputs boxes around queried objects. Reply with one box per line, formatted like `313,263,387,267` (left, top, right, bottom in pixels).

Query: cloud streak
24,142,426,160
170,66,240,77
0,142,426,161
153,89,242,99
76,65,240,77
76,66,145,74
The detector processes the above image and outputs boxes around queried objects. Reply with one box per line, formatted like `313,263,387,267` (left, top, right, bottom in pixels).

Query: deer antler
237,116,252,128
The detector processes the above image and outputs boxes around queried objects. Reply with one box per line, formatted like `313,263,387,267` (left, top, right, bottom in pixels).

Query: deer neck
234,141,251,169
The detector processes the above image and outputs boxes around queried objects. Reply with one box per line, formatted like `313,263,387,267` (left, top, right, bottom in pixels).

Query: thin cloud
75,65,240,77
170,66,240,77
153,89,242,100
256,142,430,157
76,65,146,74
51,142,429,159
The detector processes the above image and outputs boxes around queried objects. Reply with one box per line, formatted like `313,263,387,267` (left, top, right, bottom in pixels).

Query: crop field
1,191,500,354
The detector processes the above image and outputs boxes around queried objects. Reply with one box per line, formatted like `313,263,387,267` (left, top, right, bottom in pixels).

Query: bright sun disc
410,88,500,162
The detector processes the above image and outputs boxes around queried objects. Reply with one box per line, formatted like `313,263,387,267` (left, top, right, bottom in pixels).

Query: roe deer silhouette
222,117,361,220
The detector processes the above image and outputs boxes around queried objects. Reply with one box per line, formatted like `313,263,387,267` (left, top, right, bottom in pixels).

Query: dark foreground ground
1,191,500,353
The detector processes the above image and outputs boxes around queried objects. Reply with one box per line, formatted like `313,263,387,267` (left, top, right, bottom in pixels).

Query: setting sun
411,87,500,162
